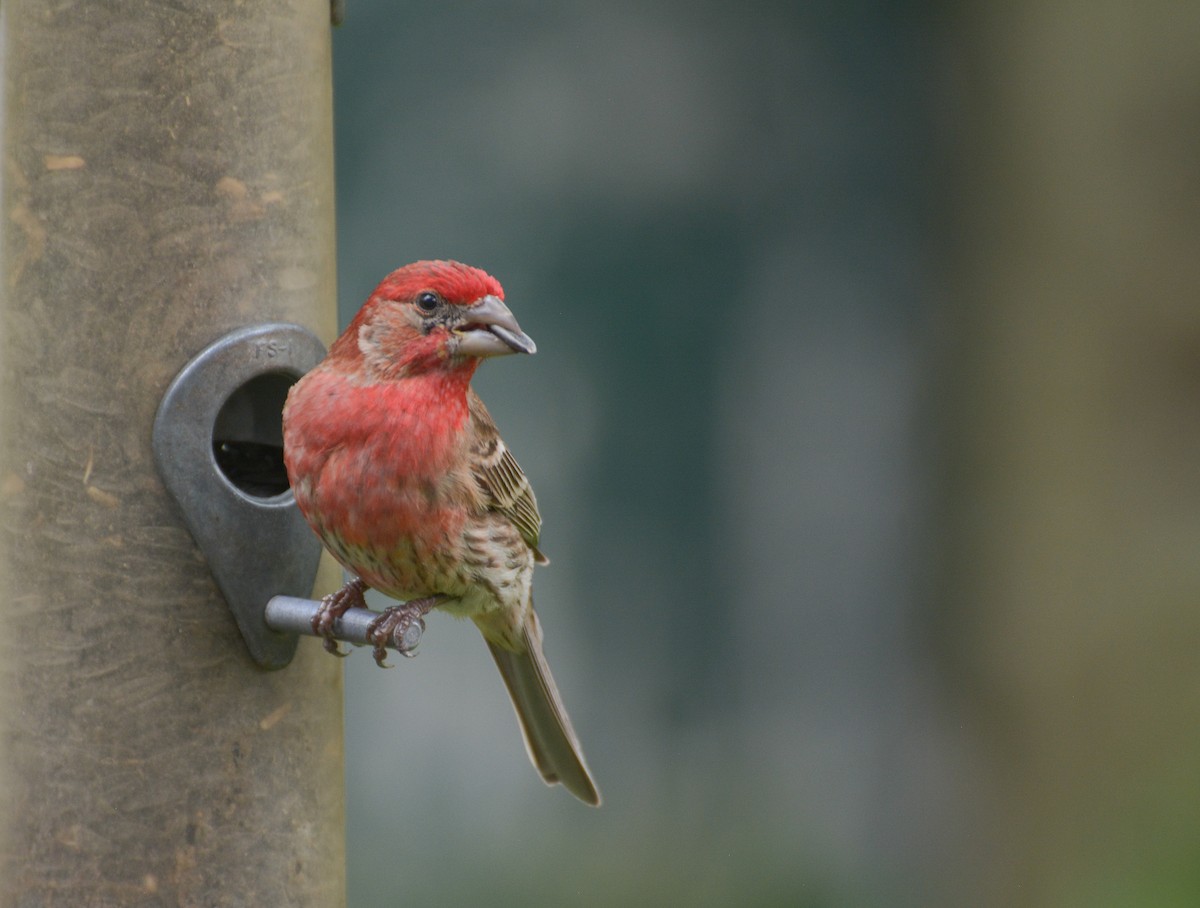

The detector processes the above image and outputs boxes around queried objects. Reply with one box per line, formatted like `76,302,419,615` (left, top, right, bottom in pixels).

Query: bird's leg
365,595,443,667
312,577,368,656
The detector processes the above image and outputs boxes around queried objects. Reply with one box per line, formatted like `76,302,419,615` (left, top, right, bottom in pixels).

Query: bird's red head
329,260,536,379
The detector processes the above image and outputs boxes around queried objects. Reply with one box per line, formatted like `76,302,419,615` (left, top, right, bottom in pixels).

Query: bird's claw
312,577,368,656
365,597,440,667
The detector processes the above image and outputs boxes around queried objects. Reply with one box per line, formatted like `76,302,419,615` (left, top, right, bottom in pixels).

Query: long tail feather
484,608,601,806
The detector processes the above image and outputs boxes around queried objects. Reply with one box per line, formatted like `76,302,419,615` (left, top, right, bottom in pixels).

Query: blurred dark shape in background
334,3,1200,905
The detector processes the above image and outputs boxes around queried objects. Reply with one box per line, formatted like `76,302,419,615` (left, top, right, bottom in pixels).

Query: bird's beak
454,295,537,357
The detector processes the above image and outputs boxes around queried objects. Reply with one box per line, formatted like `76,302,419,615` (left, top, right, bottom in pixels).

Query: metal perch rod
265,596,425,651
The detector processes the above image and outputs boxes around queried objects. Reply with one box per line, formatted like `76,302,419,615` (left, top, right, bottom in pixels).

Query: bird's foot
312,577,368,656
366,596,442,667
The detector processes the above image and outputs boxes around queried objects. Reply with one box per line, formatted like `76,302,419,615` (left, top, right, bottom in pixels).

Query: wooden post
0,2,343,904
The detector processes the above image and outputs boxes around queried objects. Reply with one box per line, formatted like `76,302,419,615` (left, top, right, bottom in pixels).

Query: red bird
282,260,600,806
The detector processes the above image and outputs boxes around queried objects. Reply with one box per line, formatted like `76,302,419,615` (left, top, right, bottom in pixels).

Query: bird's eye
415,291,441,313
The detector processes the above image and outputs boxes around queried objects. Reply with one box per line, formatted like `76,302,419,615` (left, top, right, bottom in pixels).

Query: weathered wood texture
0,2,343,904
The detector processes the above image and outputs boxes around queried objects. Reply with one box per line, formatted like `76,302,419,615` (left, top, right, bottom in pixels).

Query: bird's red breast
284,366,476,564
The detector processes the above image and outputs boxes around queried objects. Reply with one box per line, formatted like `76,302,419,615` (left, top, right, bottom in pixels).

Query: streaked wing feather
468,391,545,558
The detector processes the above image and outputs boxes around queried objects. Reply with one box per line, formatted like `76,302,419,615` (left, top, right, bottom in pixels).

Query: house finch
281,260,600,806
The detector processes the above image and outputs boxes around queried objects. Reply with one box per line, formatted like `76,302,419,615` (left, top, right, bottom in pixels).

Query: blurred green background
332,3,1200,906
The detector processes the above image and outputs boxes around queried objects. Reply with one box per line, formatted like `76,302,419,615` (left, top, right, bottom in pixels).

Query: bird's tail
483,605,601,806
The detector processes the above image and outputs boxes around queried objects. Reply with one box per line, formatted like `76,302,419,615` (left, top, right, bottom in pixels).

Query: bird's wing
468,391,547,561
